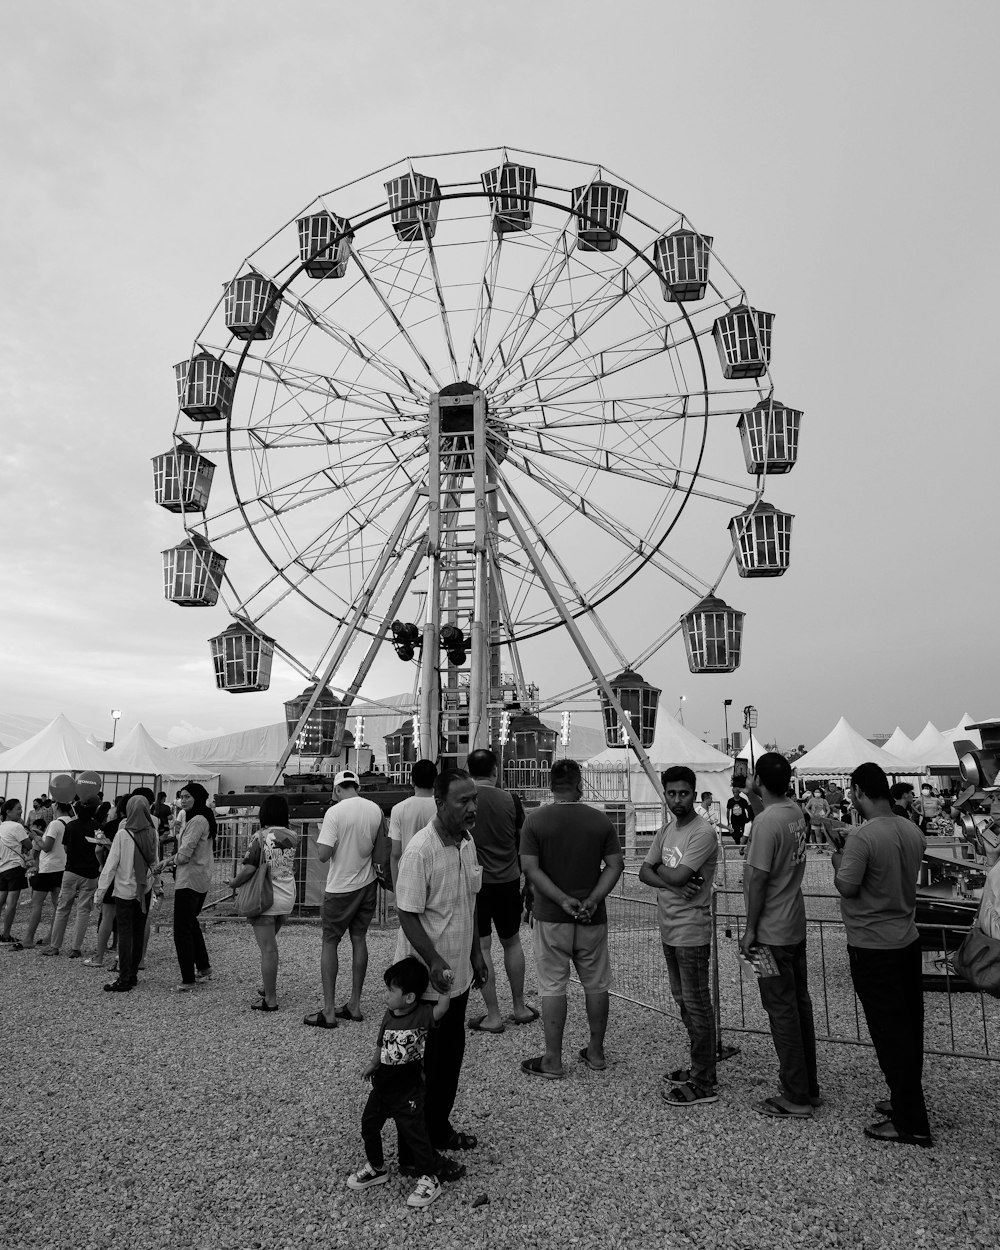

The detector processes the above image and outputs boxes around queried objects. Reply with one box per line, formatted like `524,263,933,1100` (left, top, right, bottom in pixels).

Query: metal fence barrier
602,855,1000,1064
177,827,999,1062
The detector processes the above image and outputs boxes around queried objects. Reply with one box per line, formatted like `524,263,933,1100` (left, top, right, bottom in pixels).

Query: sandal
303,1010,338,1029
252,999,279,1012
520,1055,564,1080
507,1006,540,1025
439,1130,478,1151
863,1119,932,1148
758,1096,812,1119
578,1047,606,1071
664,1067,691,1083
662,1080,718,1107
333,1003,364,1022
468,1015,505,1034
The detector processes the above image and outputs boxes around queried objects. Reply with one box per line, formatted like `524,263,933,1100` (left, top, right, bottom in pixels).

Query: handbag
953,898,1000,998
236,834,274,918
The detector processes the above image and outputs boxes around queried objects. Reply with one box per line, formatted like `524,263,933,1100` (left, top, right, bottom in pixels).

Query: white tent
882,727,916,760
103,723,218,791
793,716,923,778
162,722,291,796
735,733,768,765
943,713,982,751
585,712,735,813
0,714,153,807
906,722,961,773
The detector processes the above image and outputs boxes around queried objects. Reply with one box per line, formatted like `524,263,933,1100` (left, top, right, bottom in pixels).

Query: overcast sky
1,0,996,754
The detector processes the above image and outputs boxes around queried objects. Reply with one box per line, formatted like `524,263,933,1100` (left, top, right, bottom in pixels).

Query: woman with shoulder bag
228,794,300,1012
22,802,73,948
164,782,215,992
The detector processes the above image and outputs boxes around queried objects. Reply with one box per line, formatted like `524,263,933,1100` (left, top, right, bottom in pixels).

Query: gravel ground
2,909,999,1250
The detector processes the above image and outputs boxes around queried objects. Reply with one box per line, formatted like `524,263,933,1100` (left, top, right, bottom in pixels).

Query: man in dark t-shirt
726,786,753,846
43,804,100,957
519,759,623,1079
465,748,535,1032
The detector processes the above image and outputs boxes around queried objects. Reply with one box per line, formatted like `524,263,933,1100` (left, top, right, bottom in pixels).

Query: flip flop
507,1006,540,1025
863,1119,932,1148
468,1015,505,1034
334,1004,364,1022
303,1011,338,1029
520,1055,564,1080
578,1047,606,1071
758,1096,812,1119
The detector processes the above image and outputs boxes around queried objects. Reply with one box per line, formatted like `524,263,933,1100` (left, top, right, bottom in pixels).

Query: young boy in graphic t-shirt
346,957,449,1209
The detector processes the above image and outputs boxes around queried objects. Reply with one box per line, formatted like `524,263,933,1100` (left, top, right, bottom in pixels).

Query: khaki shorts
532,921,612,997
322,881,378,942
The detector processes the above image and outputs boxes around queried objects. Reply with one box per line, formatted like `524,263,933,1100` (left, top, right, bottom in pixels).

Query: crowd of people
0,747,958,1207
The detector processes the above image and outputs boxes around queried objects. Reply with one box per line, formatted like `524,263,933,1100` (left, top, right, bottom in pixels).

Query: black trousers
115,897,146,986
173,888,209,983
848,938,930,1137
756,939,819,1105
398,987,469,1163
363,1071,437,1176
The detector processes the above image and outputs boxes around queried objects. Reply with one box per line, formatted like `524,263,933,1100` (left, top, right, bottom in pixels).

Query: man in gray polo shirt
833,762,931,1147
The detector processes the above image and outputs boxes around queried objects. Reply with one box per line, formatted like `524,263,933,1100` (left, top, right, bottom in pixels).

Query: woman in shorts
22,801,73,948
0,798,31,948
227,794,300,1012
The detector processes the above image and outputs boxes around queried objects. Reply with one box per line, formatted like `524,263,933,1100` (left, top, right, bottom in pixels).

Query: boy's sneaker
346,1163,388,1191
406,1175,442,1208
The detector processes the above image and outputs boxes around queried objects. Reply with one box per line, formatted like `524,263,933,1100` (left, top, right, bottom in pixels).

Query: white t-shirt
38,818,68,874
389,796,438,855
0,821,27,872
317,793,383,894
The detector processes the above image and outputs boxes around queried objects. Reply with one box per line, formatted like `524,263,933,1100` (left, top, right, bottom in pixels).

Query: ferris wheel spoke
503,450,711,595
484,246,658,400
417,228,461,384
235,354,427,419
474,212,580,387
464,230,504,380
505,424,686,488
492,466,631,668
347,243,447,391
279,289,431,400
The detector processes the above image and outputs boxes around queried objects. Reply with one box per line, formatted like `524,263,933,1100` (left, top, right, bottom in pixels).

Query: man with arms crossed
394,769,489,1176
833,762,931,1147
306,770,383,1028
465,747,536,1033
740,752,819,1118
640,766,720,1106
519,759,624,1078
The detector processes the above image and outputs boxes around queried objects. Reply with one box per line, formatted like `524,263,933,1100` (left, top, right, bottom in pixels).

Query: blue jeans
663,943,716,1089
756,938,818,1106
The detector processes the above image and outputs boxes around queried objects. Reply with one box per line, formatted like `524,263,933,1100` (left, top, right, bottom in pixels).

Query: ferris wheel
154,146,801,786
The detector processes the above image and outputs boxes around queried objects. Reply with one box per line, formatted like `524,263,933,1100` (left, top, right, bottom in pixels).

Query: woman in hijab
163,782,215,991
227,794,300,1011
94,794,158,992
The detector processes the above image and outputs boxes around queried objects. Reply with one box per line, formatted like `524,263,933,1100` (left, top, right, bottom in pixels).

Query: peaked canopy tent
735,733,768,766
792,716,924,781
103,724,218,795
882,727,916,761
585,713,735,820
905,722,962,777
943,713,982,751
0,715,154,809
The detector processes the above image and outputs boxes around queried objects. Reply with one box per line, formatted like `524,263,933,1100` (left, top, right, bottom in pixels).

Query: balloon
75,771,102,803
49,774,75,804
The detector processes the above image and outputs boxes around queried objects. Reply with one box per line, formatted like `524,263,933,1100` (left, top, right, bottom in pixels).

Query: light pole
110,708,122,747
677,695,686,726
743,705,758,773
723,698,733,754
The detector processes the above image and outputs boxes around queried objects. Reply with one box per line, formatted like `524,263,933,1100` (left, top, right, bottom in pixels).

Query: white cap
333,770,360,789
